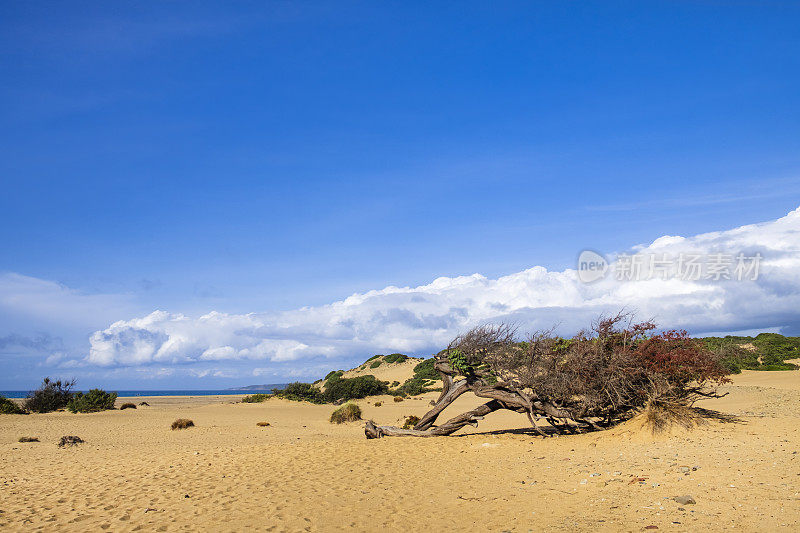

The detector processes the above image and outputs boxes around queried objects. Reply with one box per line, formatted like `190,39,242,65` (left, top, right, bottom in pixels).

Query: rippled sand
1,370,799,532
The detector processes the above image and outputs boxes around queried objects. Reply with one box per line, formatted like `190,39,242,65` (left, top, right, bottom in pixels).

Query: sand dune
1,370,799,532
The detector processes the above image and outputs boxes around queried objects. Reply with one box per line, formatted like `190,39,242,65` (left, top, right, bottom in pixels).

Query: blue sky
2,2,800,389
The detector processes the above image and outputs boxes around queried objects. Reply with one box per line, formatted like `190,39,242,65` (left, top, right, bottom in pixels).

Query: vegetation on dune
330,402,362,424
705,333,800,372
386,357,443,397
412,357,440,380
18,436,39,442
324,375,388,402
384,353,408,364
24,378,75,413
1,396,26,414
241,393,271,403
274,382,326,403
324,370,344,381
67,389,118,413
369,360,382,368
120,402,137,410
256,421,270,427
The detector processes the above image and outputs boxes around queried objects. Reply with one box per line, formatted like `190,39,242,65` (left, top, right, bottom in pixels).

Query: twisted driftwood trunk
364,356,597,439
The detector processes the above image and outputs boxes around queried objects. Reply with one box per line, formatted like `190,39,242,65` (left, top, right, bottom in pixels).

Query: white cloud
79,207,800,370
0,272,134,330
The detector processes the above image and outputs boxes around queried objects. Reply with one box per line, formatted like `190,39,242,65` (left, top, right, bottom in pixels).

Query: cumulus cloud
82,207,800,370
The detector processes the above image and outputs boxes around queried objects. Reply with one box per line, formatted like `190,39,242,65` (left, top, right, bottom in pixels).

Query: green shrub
402,415,420,429
369,360,382,368
24,378,75,413
329,403,362,424
324,370,344,382
67,389,117,413
0,396,26,415
323,375,388,402
391,381,400,387
757,363,799,371
704,333,800,372
366,355,382,362
171,418,194,430
241,393,271,403
392,377,428,396
384,353,408,364
413,358,440,381
273,382,325,403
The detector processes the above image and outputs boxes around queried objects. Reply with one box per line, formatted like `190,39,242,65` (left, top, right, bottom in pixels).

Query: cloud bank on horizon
77,207,800,373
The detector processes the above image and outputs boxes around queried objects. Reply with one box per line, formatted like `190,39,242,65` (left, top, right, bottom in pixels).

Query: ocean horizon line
0,387,286,399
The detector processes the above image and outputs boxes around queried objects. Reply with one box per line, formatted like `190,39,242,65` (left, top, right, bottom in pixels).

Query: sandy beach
2,370,798,532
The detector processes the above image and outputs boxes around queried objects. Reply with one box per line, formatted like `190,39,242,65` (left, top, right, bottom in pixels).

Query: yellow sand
340,356,424,384
2,370,799,532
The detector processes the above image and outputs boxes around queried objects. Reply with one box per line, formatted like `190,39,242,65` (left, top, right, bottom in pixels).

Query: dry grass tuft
58,435,84,447
256,421,270,427
18,436,39,443
330,403,362,424
171,418,195,430
402,415,421,429
374,402,382,407
139,401,150,406
393,396,404,403
642,400,706,433
120,403,137,410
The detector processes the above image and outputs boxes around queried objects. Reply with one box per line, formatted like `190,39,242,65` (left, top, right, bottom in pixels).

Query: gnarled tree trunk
364,356,602,439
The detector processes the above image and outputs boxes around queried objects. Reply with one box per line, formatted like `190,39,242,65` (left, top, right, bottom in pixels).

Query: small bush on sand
171,418,195,430
58,435,84,447
402,415,421,429
18,436,39,443
374,402,382,407
241,393,271,403
274,382,326,404
324,375,388,403
139,401,150,406
120,403,137,410
1,396,26,414
256,421,270,427
393,396,404,402
24,378,75,413
330,403,362,424
67,389,118,413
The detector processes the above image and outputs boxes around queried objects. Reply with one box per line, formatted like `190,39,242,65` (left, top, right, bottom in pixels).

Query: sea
0,388,282,399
